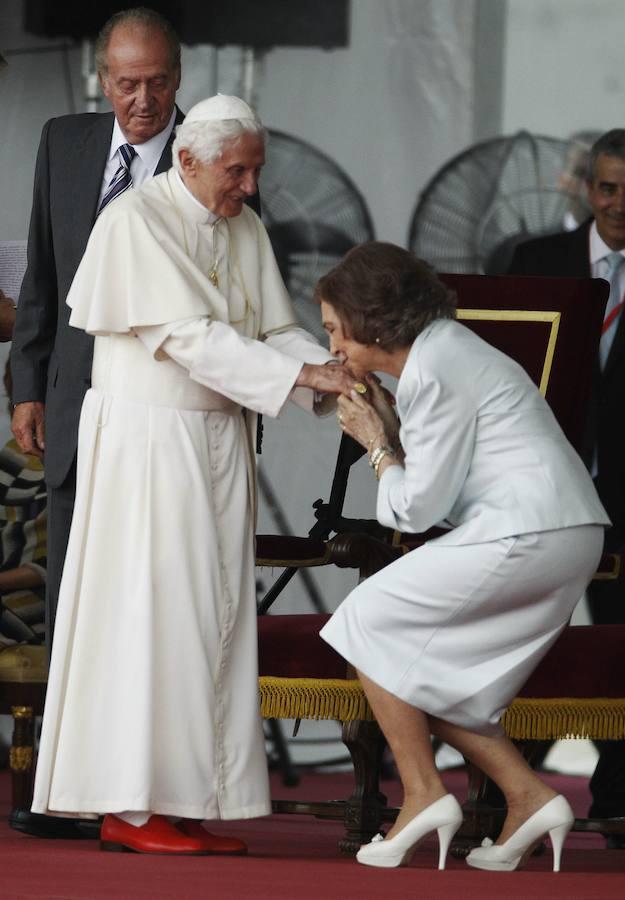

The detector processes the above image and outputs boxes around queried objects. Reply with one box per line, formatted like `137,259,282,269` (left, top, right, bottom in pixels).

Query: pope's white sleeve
265,326,335,413
264,327,333,365
134,317,303,418
376,367,476,532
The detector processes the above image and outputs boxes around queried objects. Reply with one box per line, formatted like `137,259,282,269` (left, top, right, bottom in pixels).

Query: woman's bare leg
356,670,448,839
358,669,557,844
430,717,557,843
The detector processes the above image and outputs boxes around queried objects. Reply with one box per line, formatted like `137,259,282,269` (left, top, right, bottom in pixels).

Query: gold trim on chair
593,553,622,581
259,678,625,743
9,745,33,772
502,697,625,741
259,676,374,722
457,309,561,396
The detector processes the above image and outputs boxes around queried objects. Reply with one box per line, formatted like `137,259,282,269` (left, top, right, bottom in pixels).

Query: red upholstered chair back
440,273,607,452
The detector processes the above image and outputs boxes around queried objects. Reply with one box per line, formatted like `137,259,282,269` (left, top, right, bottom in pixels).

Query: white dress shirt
589,219,625,290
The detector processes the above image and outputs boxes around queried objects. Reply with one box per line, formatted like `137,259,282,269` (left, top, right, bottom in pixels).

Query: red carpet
0,766,623,899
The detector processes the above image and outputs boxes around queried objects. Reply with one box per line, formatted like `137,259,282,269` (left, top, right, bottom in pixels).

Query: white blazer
377,319,610,545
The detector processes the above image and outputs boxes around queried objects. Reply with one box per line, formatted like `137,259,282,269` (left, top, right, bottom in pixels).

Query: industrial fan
261,129,375,338
408,130,598,274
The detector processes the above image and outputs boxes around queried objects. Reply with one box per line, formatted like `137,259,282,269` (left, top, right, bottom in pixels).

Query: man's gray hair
172,118,266,174
95,6,181,75
587,129,625,182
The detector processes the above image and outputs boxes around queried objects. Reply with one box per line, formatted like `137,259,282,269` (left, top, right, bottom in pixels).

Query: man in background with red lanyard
507,128,625,844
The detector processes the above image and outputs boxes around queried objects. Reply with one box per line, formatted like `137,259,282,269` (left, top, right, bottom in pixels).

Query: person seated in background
317,241,608,873
0,359,46,646
0,289,16,342
0,442,46,646
0,360,46,769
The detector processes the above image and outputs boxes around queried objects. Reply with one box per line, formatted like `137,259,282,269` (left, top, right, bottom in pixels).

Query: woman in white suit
318,242,609,873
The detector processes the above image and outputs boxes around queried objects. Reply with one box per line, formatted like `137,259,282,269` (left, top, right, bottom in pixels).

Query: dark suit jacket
11,109,185,489
508,221,625,544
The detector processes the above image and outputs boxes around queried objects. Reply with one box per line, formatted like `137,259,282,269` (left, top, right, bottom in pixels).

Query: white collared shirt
98,107,177,208
589,219,625,288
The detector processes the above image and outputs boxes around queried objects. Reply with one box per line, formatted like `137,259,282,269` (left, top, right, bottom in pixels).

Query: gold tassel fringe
259,679,625,739
259,677,374,722
502,697,625,740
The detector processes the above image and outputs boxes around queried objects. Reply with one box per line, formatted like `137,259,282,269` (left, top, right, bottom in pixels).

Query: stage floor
1,764,623,899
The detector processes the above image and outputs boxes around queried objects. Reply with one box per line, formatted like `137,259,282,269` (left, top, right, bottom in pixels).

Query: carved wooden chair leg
10,705,35,811
339,719,388,854
452,741,543,857
451,760,506,858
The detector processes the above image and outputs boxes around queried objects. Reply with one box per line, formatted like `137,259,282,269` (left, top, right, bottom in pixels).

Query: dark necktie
97,143,137,216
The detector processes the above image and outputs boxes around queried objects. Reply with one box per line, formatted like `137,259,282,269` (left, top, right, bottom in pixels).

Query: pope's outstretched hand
296,363,356,396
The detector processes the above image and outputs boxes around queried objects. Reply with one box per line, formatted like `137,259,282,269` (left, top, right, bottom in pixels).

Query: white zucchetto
184,94,258,124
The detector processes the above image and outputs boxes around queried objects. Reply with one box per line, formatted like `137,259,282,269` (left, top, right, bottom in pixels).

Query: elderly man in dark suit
11,7,183,648
9,6,184,839
508,128,625,843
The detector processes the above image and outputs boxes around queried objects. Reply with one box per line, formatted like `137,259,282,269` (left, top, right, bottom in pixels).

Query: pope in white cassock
31,95,355,856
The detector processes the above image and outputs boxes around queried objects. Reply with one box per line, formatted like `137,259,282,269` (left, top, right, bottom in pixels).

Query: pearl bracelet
368,444,395,479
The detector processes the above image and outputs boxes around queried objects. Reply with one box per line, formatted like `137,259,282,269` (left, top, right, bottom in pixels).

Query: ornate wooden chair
0,644,47,810
256,272,625,852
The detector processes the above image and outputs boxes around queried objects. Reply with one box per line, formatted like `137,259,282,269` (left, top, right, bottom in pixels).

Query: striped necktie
599,250,625,369
97,143,137,216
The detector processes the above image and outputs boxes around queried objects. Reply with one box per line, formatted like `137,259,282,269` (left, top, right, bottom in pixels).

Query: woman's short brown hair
314,241,456,350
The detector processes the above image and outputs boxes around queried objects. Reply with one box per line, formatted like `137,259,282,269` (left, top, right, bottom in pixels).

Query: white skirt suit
320,318,609,735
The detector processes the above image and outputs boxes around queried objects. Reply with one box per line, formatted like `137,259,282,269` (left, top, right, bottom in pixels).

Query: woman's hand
364,375,401,452
336,391,388,452
337,390,402,480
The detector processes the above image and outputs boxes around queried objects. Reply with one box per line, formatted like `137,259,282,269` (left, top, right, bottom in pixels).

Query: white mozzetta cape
69,169,299,339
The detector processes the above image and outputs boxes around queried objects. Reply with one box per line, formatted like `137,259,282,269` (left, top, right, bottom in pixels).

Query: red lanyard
603,298,625,334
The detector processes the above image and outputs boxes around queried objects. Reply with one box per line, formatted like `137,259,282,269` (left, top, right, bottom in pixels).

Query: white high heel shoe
356,794,463,870
465,794,574,872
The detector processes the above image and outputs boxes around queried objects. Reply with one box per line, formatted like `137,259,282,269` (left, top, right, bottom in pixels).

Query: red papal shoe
176,819,247,855
100,814,209,854
356,794,463,870
465,795,574,872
